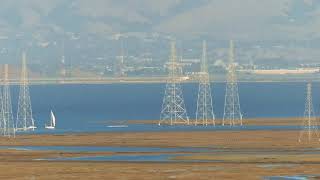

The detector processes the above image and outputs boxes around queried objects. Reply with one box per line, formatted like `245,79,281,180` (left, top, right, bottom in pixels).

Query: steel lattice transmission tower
16,52,36,131
195,40,215,126
1,64,15,137
299,83,320,142
223,40,243,126
159,41,189,126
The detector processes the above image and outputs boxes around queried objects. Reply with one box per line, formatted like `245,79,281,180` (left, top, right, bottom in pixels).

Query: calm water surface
8,82,318,134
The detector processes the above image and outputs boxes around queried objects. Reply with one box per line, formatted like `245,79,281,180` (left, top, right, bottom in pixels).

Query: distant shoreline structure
239,68,320,75
1,75,320,85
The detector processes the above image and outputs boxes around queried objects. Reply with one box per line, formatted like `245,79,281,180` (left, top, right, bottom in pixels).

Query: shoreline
127,117,304,126
4,78,320,85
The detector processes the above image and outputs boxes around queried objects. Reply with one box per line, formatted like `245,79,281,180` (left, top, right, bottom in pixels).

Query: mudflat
0,127,319,179
1,162,320,180
0,130,318,149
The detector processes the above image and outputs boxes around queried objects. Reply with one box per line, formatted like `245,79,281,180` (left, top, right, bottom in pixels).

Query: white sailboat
45,111,56,129
107,120,128,128
107,125,128,128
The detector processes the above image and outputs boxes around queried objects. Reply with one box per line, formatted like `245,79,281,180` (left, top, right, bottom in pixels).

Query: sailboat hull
107,125,128,128
45,126,55,129
16,126,37,131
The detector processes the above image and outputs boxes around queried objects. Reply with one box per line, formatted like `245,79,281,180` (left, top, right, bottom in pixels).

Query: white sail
45,110,55,129
51,111,56,127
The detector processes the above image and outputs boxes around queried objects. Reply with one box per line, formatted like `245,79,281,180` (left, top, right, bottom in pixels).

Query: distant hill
0,0,319,41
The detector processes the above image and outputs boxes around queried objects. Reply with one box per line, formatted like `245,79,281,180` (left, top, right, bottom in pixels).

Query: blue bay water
8,82,319,133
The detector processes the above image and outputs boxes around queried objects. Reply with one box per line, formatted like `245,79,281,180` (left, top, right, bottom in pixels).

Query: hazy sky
0,0,319,41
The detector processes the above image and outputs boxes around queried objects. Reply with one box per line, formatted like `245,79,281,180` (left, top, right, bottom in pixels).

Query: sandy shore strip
128,117,305,126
